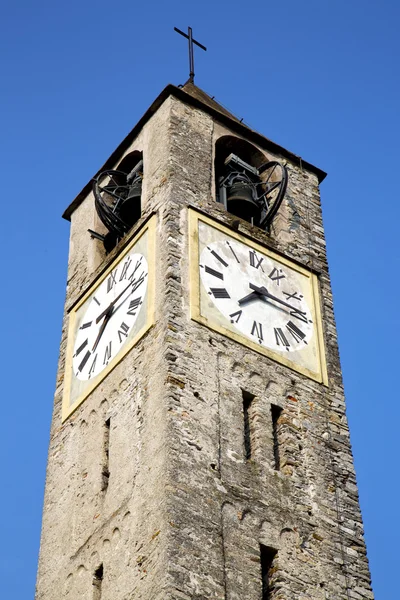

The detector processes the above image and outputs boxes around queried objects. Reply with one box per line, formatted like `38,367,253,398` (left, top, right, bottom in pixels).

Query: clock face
199,241,314,353
72,251,148,381
62,216,155,421
189,210,327,384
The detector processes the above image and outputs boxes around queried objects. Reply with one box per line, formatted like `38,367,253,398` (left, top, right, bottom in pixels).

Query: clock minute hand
249,283,302,313
95,275,141,324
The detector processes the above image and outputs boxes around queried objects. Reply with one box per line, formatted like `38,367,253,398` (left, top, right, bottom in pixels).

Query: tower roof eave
62,83,327,221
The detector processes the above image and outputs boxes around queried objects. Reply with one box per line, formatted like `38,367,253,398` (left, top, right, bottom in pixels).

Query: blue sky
1,1,398,597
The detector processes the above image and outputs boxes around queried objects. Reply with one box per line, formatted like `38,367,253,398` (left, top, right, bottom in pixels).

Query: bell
226,181,260,223
118,177,142,227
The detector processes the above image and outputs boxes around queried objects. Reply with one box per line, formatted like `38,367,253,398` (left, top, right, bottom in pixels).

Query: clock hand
238,290,262,306
249,283,305,313
95,273,144,324
92,306,114,352
107,284,137,317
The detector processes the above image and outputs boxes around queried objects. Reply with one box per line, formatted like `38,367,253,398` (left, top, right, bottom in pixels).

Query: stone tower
36,83,374,600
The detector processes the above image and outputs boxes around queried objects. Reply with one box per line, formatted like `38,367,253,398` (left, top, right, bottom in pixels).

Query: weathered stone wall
36,91,374,600
35,99,176,600
159,95,374,600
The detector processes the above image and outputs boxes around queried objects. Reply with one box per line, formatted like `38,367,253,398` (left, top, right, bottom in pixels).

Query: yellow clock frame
189,209,328,385
62,215,156,421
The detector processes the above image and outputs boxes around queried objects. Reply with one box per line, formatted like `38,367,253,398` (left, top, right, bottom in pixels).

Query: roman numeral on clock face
75,338,88,356
119,257,132,281
249,251,264,271
129,259,143,281
208,247,228,267
290,308,309,324
118,322,130,343
127,297,141,315
107,271,117,293
268,267,285,285
286,320,307,344
274,327,290,350
103,342,112,365
209,288,230,299
78,350,91,372
229,310,242,323
226,241,240,263
251,321,264,343
204,265,224,280
131,272,146,293
283,291,302,302
88,354,97,378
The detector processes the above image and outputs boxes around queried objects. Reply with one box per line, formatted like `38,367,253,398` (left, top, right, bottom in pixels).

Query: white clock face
72,251,148,381
191,212,327,384
62,215,156,422
200,240,314,354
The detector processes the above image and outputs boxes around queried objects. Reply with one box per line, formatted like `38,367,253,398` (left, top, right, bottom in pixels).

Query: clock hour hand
238,290,262,305
92,306,113,352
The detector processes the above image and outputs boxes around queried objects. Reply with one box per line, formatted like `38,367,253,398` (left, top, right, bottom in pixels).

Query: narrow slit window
260,545,277,600
93,564,103,600
242,391,255,460
271,405,282,470
102,419,110,491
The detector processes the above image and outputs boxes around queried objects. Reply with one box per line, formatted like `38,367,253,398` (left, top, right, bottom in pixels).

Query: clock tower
36,82,374,600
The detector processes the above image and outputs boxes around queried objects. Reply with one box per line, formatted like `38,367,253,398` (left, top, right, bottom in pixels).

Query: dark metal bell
118,178,142,226
226,182,260,223
126,178,142,202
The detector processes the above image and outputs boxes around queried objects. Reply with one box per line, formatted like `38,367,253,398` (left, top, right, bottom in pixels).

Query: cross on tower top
174,26,207,83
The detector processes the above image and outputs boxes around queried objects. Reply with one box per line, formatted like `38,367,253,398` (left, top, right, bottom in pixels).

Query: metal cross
174,26,207,83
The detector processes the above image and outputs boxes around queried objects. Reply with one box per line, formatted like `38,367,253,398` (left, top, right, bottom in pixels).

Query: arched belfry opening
215,136,288,230
91,150,143,253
